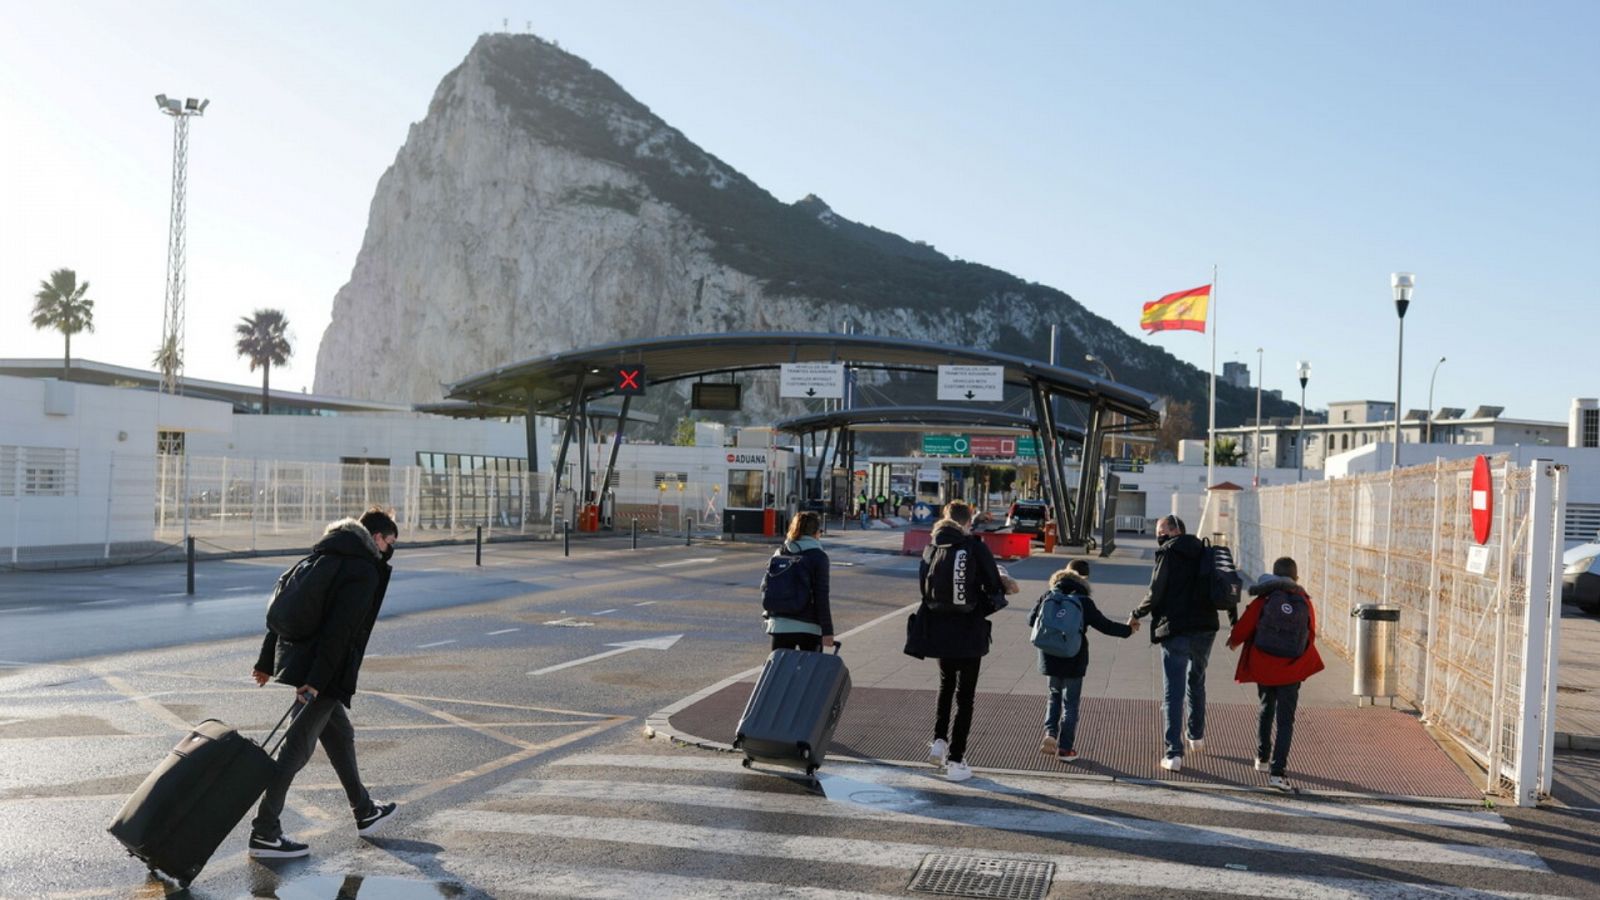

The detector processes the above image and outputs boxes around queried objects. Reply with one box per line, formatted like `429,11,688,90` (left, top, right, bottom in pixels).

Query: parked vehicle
1005,499,1051,536
1563,540,1600,615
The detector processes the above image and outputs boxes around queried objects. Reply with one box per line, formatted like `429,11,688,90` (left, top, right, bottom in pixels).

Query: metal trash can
1352,604,1399,704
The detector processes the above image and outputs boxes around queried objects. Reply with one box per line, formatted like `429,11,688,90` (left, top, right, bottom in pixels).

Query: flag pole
1207,264,1218,492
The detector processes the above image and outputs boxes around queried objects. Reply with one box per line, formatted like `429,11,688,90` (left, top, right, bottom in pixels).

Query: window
0,446,77,496
1584,409,1599,448
726,470,764,508
1341,434,1349,450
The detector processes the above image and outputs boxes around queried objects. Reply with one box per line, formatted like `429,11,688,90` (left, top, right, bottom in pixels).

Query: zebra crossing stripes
549,753,1511,832
476,778,1543,871
431,858,904,900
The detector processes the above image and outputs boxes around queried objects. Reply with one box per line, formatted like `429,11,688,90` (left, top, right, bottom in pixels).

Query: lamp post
1297,360,1310,482
1391,273,1415,469
153,94,209,399
1253,347,1263,487
1426,356,1446,445
1085,354,1117,459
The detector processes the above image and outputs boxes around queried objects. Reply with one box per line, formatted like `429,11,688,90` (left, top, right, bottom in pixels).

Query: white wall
185,413,545,470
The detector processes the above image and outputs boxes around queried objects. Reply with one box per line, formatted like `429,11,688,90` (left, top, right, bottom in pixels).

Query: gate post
1513,459,1557,806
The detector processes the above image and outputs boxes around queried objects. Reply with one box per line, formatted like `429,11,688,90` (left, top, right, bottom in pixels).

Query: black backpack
1253,589,1311,658
922,540,981,614
1197,539,1243,612
265,554,339,641
760,550,811,616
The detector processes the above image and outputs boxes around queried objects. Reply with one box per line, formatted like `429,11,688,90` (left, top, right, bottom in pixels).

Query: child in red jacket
1227,557,1324,791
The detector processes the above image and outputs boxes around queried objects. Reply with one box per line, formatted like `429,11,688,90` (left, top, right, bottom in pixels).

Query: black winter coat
913,523,1007,660
1026,576,1133,678
1131,533,1218,643
256,520,390,706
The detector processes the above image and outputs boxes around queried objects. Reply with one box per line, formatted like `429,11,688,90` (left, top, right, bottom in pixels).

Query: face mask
1158,533,1174,546
381,542,395,562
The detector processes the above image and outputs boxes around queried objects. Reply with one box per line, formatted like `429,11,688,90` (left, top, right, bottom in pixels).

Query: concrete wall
186,412,545,470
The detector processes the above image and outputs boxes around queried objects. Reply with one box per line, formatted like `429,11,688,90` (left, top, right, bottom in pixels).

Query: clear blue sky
2,1,1593,422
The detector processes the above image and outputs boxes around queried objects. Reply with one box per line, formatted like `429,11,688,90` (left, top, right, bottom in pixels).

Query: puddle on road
815,769,934,813
250,874,465,899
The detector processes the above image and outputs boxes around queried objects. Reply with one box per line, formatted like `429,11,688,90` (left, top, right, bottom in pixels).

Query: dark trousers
771,632,821,652
934,657,982,763
252,696,373,838
1257,682,1301,775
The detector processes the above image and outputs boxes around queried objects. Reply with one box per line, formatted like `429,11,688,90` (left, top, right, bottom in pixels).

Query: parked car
1563,540,1600,615
1004,499,1051,536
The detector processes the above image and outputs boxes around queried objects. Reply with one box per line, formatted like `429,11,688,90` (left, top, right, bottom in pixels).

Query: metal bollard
631,518,638,550
685,516,693,547
475,525,483,566
186,536,195,596
564,519,571,557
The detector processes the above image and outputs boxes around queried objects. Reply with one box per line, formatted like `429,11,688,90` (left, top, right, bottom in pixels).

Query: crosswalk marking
416,639,457,649
550,753,1510,832
656,557,718,568
426,811,1558,900
432,859,903,900
481,778,1542,871
486,628,520,636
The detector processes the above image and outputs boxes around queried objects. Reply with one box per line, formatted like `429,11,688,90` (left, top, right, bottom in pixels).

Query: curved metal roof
443,332,1161,423
772,406,1086,443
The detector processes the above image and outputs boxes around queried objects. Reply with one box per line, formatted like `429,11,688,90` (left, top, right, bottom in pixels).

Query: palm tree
151,334,183,374
234,309,292,414
31,269,94,380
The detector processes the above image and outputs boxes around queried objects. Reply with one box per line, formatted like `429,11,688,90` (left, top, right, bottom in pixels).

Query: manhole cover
908,854,1054,900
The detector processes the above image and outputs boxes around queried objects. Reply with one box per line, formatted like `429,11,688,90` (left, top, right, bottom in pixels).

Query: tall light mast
154,94,209,396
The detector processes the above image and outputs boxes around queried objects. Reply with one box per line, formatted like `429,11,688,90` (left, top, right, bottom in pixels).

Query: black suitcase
734,644,850,776
108,704,294,888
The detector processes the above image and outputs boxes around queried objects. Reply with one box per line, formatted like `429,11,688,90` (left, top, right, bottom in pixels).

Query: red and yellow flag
1140,284,1211,333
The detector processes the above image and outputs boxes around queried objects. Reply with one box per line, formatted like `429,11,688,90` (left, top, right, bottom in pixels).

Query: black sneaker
248,833,309,858
356,801,397,835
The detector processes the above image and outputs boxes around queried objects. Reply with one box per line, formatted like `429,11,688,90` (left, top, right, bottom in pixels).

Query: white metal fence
1229,456,1567,804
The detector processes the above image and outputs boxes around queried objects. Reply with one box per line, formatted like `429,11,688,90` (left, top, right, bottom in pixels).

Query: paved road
1,537,1597,898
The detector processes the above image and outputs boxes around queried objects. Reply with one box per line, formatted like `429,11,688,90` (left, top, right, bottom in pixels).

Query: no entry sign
1471,454,1493,545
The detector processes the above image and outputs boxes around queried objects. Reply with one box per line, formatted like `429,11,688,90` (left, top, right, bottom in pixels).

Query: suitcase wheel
805,765,817,777
741,758,752,769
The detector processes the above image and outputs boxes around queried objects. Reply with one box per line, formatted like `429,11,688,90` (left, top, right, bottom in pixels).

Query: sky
1,1,1594,422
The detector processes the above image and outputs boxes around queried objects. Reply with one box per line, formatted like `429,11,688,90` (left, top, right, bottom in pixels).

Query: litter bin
1352,604,1399,704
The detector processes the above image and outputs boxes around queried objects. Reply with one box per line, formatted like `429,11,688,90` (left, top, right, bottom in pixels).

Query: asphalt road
1,536,1598,899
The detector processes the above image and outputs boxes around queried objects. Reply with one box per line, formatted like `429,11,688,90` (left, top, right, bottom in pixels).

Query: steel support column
1075,405,1106,543
814,428,834,501
600,394,632,521
1030,380,1073,545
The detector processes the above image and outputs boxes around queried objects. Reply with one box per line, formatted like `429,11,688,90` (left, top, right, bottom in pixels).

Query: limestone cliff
315,33,1292,429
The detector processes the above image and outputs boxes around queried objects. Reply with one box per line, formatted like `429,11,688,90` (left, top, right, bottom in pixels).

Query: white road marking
486,628,520,636
656,557,718,568
223,586,257,593
592,609,618,615
550,754,1511,832
527,635,684,677
0,607,45,614
416,640,458,649
484,778,1538,870
542,618,595,628
434,858,905,900
633,601,657,606
81,598,123,606
426,812,1558,899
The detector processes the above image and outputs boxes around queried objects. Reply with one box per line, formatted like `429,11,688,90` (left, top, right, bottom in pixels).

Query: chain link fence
1229,456,1566,803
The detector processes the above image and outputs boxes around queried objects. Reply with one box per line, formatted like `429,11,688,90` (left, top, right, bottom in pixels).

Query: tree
672,417,698,446
1210,436,1244,467
234,309,292,414
31,269,94,380
1153,398,1194,462
151,334,182,375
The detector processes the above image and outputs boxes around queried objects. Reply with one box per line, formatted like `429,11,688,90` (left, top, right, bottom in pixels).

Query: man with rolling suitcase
248,508,400,857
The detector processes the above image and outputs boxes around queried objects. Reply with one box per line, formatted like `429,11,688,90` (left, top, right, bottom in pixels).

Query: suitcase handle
829,640,842,655
261,700,302,757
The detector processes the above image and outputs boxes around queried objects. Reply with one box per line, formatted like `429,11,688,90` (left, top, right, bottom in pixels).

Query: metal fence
1229,456,1567,805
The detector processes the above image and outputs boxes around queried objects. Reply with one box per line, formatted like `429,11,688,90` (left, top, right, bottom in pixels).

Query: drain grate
907,854,1054,900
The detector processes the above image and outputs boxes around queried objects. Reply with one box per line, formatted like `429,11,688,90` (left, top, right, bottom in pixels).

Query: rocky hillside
314,33,1297,432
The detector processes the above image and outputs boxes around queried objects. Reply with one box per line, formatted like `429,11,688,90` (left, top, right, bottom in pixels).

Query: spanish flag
1140,284,1210,333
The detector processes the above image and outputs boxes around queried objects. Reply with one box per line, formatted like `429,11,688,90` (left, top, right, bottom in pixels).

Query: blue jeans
1043,676,1084,751
1160,631,1216,758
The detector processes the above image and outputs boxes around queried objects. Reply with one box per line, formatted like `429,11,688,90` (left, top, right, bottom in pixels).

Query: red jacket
1228,581,1325,687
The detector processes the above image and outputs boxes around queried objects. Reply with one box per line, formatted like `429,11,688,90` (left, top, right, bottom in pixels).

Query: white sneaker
1160,755,1183,772
945,760,973,782
1268,774,1290,791
1186,737,1205,754
928,738,949,765
1254,759,1271,772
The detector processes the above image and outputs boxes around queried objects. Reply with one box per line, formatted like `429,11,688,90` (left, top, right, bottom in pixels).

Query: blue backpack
1030,591,1085,658
760,550,811,616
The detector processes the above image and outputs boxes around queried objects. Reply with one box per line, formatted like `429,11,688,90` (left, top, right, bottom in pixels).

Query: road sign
613,365,646,395
937,365,1004,402
921,434,970,455
1017,436,1039,457
1471,454,1493,545
779,363,845,399
968,436,1017,457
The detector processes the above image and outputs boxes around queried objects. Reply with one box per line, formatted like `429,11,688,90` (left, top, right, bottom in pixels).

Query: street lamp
1254,347,1264,487
1084,354,1118,459
1391,272,1415,469
153,92,210,398
1297,360,1311,482
1426,356,1446,445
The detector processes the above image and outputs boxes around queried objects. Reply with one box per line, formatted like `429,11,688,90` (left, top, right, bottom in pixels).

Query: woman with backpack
1027,560,1135,763
1227,556,1325,790
762,511,834,652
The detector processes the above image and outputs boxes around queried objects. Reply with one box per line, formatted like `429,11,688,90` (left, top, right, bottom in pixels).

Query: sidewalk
659,532,1486,801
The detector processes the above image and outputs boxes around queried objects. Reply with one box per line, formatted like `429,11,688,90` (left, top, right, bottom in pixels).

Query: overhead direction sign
937,365,1004,402
968,436,1017,457
779,363,845,399
921,434,970,455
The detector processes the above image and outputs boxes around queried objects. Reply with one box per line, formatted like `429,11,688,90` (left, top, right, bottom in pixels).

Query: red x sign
613,366,646,396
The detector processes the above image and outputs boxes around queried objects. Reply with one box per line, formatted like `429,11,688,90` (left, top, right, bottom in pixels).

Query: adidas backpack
922,541,980,614
1253,590,1311,658
760,549,811,616
1030,591,1085,658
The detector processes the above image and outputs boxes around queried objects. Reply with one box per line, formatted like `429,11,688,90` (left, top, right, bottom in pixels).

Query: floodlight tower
154,94,209,395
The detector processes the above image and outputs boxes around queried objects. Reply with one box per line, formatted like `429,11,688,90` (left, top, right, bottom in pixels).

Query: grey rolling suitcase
734,644,850,776
107,704,294,888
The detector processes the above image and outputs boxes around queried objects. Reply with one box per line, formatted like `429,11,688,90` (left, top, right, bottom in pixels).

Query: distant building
1573,398,1599,449
1222,361,1250,390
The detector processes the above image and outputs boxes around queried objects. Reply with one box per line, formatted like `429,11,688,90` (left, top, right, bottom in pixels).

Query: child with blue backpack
1027,560,1135,763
